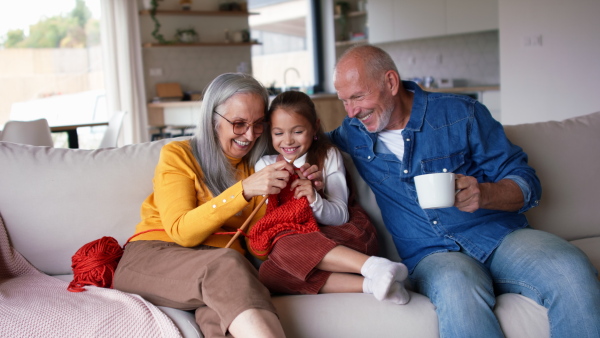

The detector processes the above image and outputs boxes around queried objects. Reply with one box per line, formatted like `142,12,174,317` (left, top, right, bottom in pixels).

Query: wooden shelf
139,9,257,16
142,41,260,48
334,10,367,20
148,101,202,108
335,39,368,47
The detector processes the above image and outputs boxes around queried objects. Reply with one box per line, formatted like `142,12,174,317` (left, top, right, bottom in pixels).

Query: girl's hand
297,162,324,191
242,160,294,200
290,177,317,204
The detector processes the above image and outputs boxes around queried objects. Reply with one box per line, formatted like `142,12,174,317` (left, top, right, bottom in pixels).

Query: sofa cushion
271,292,439,337
503,111,600,242
0,140,171,275
570,237,600,274
503,111,600,274
342,152,402,262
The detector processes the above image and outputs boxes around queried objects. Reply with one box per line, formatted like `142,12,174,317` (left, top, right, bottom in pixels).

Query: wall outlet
522,34,543,48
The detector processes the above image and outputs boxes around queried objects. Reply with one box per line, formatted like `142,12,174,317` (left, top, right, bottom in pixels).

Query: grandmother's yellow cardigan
130,140,265,254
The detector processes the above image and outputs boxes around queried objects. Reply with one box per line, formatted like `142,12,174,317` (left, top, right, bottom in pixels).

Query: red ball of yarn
67,236,124,292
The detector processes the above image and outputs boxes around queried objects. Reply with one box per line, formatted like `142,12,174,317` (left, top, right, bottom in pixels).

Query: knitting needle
224,154,299,248
224,195,267,248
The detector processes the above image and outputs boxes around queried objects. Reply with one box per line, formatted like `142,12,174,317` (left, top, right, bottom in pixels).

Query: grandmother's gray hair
190,73,269,196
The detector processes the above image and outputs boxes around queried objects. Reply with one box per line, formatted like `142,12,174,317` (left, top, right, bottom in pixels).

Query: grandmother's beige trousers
114,240,277,338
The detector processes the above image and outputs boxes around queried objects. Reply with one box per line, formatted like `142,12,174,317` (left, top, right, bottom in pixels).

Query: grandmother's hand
297,163,324,191
242,161,294,200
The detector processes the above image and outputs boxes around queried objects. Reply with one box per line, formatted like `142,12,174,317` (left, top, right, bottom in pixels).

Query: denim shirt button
433,221,438,225
368,156,371,159
406,138,410,142
443,168,448,172
403,169,408,174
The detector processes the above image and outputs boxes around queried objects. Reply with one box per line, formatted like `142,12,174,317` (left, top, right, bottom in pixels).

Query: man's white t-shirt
378,129,405,160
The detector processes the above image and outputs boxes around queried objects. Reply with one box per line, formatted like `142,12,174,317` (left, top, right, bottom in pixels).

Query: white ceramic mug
414,172,457,209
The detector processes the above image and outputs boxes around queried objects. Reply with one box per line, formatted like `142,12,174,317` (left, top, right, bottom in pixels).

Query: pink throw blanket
0,215,182,337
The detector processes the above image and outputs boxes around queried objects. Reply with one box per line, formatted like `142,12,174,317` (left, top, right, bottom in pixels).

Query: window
248,0,322,95
0,0,107,148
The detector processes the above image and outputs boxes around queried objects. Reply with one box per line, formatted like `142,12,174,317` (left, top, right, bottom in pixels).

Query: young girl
252,91,410,305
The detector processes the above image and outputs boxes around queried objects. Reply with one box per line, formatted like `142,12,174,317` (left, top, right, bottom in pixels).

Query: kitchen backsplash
379,30,499,87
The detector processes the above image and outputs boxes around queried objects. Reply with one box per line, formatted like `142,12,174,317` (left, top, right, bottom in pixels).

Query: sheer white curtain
100,0,149,144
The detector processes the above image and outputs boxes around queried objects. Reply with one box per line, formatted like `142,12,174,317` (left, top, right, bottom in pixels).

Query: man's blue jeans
410,228,600,337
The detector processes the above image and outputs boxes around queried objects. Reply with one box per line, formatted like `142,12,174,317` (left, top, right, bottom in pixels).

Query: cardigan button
212,204,217,208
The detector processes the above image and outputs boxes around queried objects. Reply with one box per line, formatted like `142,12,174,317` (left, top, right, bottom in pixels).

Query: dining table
50,121,108,148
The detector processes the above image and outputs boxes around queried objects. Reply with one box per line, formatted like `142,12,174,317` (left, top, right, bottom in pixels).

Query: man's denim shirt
328,81,542,272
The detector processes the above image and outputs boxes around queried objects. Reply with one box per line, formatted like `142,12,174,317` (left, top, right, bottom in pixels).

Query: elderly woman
114,73,318,338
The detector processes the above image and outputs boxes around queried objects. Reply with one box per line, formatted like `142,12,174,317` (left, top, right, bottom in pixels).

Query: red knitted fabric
248,173,320,257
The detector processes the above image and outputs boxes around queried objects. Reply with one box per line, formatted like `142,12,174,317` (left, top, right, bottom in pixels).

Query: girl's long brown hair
267,91,333,170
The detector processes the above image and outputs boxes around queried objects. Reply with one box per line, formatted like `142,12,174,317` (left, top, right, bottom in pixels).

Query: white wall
500,0,600,125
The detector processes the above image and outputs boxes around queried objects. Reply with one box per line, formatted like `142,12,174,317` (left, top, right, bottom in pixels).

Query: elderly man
328,44,600,337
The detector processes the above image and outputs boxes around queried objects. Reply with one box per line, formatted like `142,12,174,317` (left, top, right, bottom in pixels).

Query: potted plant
176,28,198,43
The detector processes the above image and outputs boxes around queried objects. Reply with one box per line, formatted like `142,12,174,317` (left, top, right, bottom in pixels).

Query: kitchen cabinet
368,0,497,44
369,0,445,44
446,0,498,35
367,0,394,44
394,0,446,42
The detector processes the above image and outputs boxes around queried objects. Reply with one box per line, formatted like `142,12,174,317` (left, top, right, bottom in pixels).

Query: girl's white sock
386,281,411,305
360,256,409,301
362,278,411,305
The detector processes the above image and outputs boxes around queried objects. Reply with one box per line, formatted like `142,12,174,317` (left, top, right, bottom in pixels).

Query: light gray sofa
1,111,599,337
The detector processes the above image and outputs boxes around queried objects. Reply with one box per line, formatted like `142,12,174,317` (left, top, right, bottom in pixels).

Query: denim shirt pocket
420,152,465,175
353,146,390,185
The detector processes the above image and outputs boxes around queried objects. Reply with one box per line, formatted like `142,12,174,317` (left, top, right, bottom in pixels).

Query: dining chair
98,111,126,148
0,118,54,147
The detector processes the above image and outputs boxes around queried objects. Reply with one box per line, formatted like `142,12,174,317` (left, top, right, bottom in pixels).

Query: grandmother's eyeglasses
214,111,266,135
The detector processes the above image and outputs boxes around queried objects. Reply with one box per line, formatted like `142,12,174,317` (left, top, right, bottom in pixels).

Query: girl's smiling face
270,107,316,161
